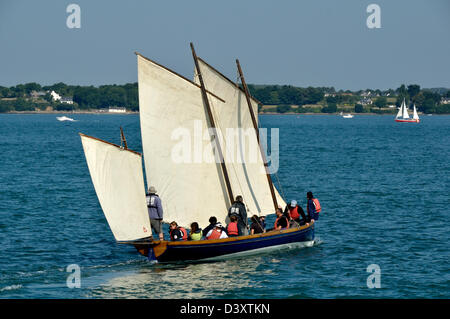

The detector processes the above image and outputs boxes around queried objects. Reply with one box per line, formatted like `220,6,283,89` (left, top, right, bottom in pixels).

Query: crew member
226,215,239,237
189,222,203,241
206,223,229,240
169,221,187,241
228,195,248,236
306,191,321,221
146,186,164,240
284,199,308,226
274,208,289,230
250,215,265,235
203,216,218,237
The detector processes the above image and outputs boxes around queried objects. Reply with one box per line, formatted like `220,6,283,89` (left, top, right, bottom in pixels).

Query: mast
235,59,279,211
120,126,128,150
190,42,234,205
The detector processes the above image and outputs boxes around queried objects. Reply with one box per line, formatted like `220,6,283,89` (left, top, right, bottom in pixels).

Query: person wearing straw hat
146,186,164,240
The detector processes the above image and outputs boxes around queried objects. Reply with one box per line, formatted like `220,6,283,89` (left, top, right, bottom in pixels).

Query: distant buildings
108,107,126,113
60,97,74,104
359,97,373,105
441,97,450,104
50,90,61,102
30,90,46,98
50,90,73,104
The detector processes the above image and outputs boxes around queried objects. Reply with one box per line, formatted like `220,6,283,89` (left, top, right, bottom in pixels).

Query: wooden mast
120,126,128,150
190,43,234,205
236,59,279,211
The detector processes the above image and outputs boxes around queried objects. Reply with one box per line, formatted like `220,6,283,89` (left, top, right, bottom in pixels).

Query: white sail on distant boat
395,99,420,123
79,43,315,263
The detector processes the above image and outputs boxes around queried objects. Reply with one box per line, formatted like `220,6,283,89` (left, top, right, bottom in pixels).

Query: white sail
194,58,286,215
395,104,403,119
80,134,151,242
136,53,231,228
401,99,410,119
412,104,419,120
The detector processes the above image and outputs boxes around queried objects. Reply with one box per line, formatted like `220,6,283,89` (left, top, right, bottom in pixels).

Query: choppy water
0,114,448,298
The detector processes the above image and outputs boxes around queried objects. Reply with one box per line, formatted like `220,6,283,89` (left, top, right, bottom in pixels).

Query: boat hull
395,119,419,123
133,222,315,263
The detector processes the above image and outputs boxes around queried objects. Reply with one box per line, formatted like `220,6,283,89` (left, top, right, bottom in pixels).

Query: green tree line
1,82,449,113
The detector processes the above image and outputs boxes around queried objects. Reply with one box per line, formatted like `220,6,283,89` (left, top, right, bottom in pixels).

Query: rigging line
273,170,286,205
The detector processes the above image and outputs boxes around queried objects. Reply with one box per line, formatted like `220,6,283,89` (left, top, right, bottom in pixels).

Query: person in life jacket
202,216,217,237
306,191,321,221
146,186,164,240
284,200,308,226
206,223,229,240
227,195,248,236
226,215,239,237
189,222,203,241
274,208,289,230
169,221,188,241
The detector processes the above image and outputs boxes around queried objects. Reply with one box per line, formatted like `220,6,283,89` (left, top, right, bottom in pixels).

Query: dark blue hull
144,223,315,263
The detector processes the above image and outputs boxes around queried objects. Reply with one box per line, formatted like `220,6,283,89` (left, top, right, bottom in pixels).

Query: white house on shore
441,97,450,104
50,90,61,102
60,97,74,104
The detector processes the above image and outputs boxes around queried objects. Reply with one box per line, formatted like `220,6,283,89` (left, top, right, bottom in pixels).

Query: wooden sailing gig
80,44,315,263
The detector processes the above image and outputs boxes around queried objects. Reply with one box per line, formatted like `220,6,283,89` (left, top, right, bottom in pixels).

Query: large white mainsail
136,53,232,228
80,134,151,242
194,58,286,215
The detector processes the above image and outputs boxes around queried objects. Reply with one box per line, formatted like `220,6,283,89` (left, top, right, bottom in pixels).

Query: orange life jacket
312,198,321,213
289,206,300,220
170,226,188,241
227,222,238,236
274,216,289,230
206,228,223,240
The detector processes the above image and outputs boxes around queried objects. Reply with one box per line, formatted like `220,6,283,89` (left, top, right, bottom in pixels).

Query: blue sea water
0,113,448,299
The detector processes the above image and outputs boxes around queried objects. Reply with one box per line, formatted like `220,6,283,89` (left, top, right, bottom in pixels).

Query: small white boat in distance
56,116,76,122
342,114,354,118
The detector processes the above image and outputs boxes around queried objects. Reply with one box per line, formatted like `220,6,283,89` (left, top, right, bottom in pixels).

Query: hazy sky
0,0,449,90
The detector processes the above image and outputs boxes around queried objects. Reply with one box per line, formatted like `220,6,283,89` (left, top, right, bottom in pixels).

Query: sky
0,0,449,91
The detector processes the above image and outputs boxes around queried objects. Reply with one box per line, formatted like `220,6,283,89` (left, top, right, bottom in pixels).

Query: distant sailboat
395,99,419,123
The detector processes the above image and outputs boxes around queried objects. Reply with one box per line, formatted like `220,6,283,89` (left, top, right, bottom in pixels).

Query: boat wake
0,284,22,292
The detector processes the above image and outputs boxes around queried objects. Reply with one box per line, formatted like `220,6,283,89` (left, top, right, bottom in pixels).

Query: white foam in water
0,284,22,292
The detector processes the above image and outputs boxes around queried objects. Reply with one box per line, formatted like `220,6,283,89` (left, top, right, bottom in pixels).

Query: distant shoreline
2,110,444,116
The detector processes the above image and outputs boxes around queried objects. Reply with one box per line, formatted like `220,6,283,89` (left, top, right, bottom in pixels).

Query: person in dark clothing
259,215,266,232
284,199,308,226
227,195,248,236
250,215,265,235
146,186,164,240
273,208,289,230
306,191,321,221
202,216,218,237
168,221,187,241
